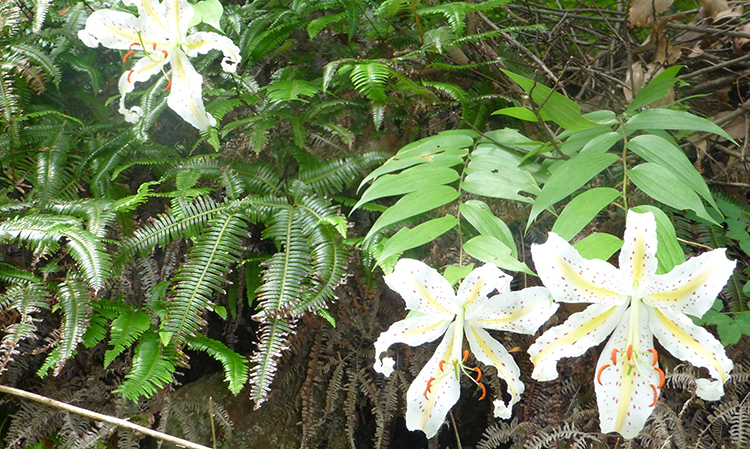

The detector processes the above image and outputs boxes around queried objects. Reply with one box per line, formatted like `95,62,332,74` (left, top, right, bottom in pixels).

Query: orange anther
478,382,486,400
424,377,436,399
655,367,665,388
507,346,522,353
648,384,658,407
162,50,168,58
152,43,157,50
129,42,141,50
127,70,134,83
164,75,172,91
472,367,482,383
610,349,618,365
439,360,446,372
463,350,469,362
597,364,610,385
647,348,658,366
626,345,633,361
123,51,136,63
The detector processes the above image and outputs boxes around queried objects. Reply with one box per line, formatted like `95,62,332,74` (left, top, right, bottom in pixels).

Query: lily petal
373,315,452,376
78,10,154,50
384,259,459,317
456,263,511,309
529,303,626,381
167,50,216,131
126,0,171,38
406,323,461,438
118,53,168,123
596,303,661,439
163,0,194,38
467,286,558,335
648,306,733,400
643,249,735,317
465,325,524,418
619,211,659,283
185,32,242,73
531,233,630,306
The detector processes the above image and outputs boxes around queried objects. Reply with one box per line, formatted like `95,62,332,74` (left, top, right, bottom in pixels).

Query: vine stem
0,384,211,449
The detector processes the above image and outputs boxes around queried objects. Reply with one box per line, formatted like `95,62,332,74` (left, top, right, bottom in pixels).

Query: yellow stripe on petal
555,254,623,301
475,301,544,328
413,279,453,315
649,268,714,305
614,368,636,431
469,327,516,398
652,308,727,382
532,305,618,365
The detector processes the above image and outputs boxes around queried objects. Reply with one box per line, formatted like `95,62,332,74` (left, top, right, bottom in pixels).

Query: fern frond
114,195,221,266
10,43,60,87
293,225,348,314
164,208,246,339
45,199,115,238
104,307,151,368
422,81,467,101
187,335,248,395
265,79,320,104
115,332,176,401
307,12,348,39
249,317,293,406
0,282,47,374
0,262,42,284
34,128,74,201
51,277,91,375
295,152,389,196
350,63,390,102
33,0,52,33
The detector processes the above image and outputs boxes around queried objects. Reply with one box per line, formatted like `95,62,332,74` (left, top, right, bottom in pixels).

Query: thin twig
0,385,212,449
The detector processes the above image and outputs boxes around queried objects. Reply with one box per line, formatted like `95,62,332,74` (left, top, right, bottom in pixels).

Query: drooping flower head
529,210,735,438
78,0,241,131
374,259,557,438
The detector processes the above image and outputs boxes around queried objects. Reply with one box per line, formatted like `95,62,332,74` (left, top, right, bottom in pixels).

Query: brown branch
0,385,212,449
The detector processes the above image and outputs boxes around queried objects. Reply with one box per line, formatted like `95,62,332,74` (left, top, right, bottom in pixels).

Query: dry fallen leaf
629,0,674,28
700,0,730,19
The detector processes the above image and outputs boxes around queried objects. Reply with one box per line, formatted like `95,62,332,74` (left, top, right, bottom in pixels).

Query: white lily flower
529,210,735,439
78,0,241,131
374,259,557,438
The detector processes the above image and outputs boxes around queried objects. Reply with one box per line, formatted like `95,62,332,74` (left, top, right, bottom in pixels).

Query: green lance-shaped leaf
626,108,734,142
105,309,151,368
364,186,460,242
265,80,320,104
628,163,717,225
527,152,620,231
631,205,685,274
572,233,623,261
115,332,176,401
463,235,534,275
353,164,459,212
378,215,459,264
628,134,719,211
625,66,683,113
551,188,621,241
188,335,248,395
459,200,517,257
502,70,600,131
359,132,473,188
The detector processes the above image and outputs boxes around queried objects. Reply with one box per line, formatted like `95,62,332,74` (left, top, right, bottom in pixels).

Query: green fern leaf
33,0,52,33
265,79,320,104
51,277,91,375
164,208,246,339
350,63,389,102
115,332,176,401
293,226,348,314
296,152,389,196
10,43,60,87
249,317,293,406
187,335,248,395
0,283,47,373
105,308,151,368
307,12,347,39
0,262,42,285
422,81,467,101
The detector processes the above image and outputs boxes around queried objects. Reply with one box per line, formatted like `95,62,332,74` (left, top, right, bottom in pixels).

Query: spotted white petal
78,10,154,50
126,0,171,37
619,211,659,283
465,325,523,418
117,53,169,123
373,315,452,376
405,323,461,438
531,232,630,306
643,249,736,317
185,32,242,73
162,0,194,38
167,50,216,131
384,259,459,317
466,286,558,335
596,303,661,439
529,303,626,381
648,306,732,400
456,263,511,309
